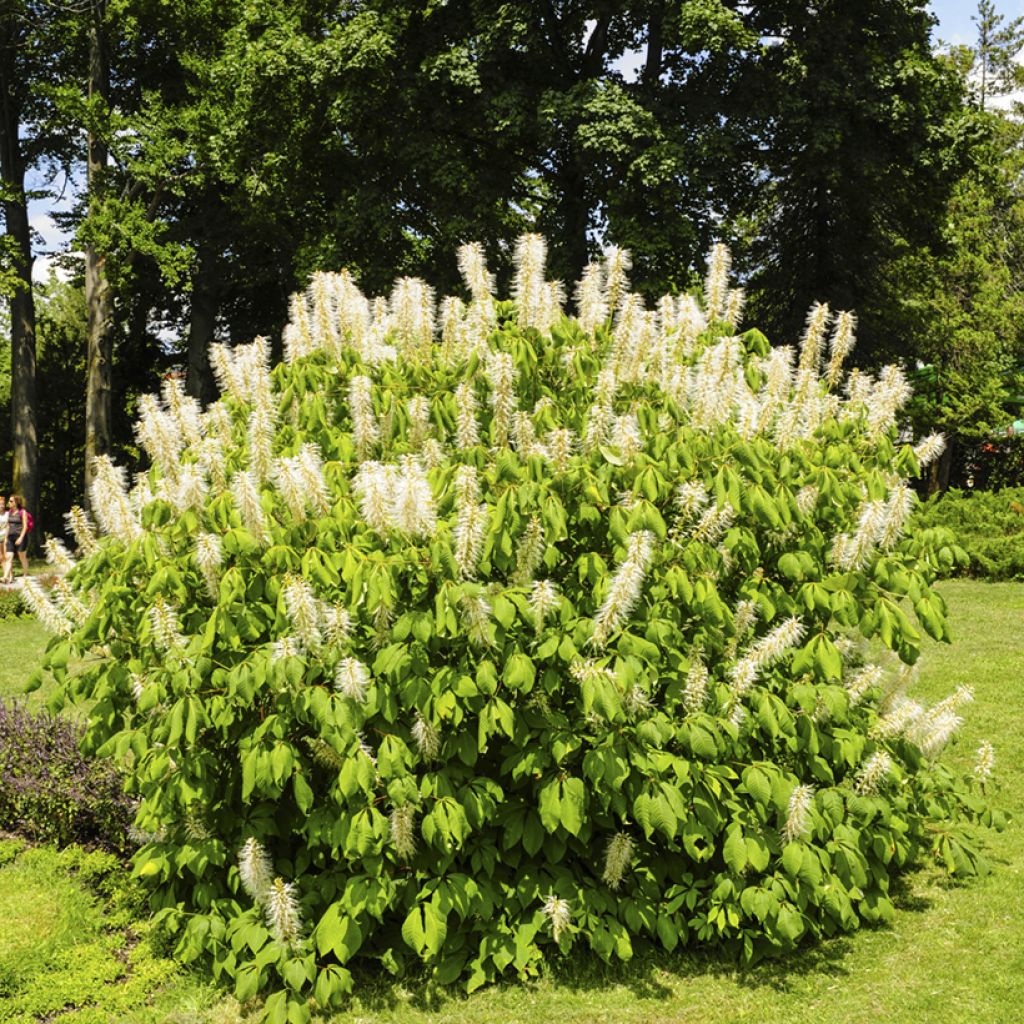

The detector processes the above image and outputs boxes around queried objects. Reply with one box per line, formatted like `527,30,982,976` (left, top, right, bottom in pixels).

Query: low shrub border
913,487,1024,581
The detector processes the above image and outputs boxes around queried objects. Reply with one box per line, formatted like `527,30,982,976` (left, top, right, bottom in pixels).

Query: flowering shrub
37,237,1001,1022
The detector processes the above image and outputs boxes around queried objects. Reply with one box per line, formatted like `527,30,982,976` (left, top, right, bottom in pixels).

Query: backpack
24,510,33,533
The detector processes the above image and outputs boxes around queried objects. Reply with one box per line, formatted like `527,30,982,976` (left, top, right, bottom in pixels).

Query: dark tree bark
0,14,39,519
186,239,219,406
643,3,665,87
84,0,114,505
556,140,591,285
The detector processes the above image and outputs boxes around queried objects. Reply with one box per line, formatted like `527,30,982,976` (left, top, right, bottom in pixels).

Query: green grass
0,842,232,1024
0,617,50,705
0,580,1021,1023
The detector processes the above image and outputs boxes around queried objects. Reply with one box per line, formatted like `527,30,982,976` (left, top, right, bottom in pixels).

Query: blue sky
930,0,1024,45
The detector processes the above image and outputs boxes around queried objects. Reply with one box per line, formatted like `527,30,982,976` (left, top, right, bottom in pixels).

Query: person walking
0,495,8,585
5,496,29,582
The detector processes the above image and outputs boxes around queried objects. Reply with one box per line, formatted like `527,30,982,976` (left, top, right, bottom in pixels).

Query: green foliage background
914,487,1024,580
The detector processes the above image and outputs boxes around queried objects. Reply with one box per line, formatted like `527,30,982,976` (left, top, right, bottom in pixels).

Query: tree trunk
84,0,114,506
643,3,665,87
552,138,593,286
927,438,954,495
0,36,39,521
186,240,219,406
556,139,591,286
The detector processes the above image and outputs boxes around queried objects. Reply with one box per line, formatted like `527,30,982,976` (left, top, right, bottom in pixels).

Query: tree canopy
2,0,1023,525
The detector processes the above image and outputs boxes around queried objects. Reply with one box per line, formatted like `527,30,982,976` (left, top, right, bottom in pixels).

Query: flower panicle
411,711,440,761
391,456,437,537
542,893,571,943
335,656,371,701
459,590,492,647
194,528,223,598
723,287,746,328
795,485,819,517
322,603,351,645
485,350,517,447
590,530,656,649
390,276,436,359
238,837,274,906
798,302,831,375
682,658,709,712
457,241,495,306
247,403,276,484
513,233,548,329
974,740,995,783
390,804,417,861
855,751,893,795
601,832,634,890
529,579,560,632
703,243,731,321
452,466,488,580
782,784,815,843
825,310,857,387
845,663,884,706
545,427,575,472
90,455,142,543
265,877,304,951
407,395,432,449
348,376,380,459
65,505,99,557
51,576,89,625
729,617,805,697
281,574,322,650
690,502,735,545
22,578,73,636
272,635,302,660
603,246,632,317
575,261,608,333
914,433,946,468
454,382,480,449
512,516,546,587
149,595,185,652
231,470,270,546
44,537,76,575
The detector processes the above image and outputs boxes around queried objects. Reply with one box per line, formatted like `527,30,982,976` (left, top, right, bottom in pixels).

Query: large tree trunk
84,0,114,506
557,141,591,285
186,239,219,406
0,31,39,521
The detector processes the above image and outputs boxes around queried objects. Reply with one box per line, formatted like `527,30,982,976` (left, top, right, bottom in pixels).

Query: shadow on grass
338,861,966,1018
342,924,882,1017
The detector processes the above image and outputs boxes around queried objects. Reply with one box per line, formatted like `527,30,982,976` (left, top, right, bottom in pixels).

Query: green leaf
504,652,536,692
293,773,314,815
742,765,772,807
401,903,447,960
745,834,771,873
723,824,747,874
316,902,364,963
656,913,678,951
775,905,804,943
780,842,803,877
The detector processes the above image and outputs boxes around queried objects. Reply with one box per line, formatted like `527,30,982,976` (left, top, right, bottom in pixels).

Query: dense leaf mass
41,240,1000,1020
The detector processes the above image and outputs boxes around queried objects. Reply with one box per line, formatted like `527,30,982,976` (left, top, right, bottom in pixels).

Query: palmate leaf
401,903,447,960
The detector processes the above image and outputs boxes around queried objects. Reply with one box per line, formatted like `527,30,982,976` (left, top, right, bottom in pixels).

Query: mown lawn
0,580,1021,1023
